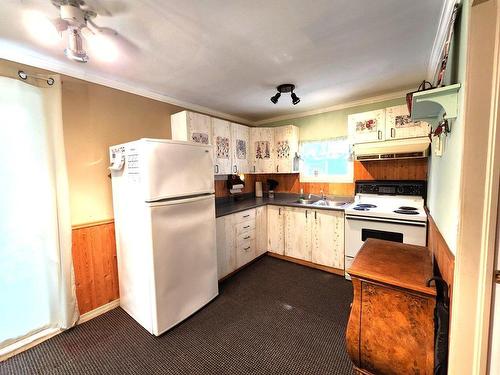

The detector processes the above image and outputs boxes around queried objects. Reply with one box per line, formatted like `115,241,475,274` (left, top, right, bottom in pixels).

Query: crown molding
0,44,253,126
253,88,412,125
427,0,459,83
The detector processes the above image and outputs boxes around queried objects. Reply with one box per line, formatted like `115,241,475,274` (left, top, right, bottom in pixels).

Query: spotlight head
291,91,300,105
270,92,281,104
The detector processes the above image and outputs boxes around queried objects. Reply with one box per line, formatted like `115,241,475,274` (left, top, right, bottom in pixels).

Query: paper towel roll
255,181,263,197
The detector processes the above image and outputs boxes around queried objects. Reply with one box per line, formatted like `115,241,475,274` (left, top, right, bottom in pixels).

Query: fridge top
111,138,213,149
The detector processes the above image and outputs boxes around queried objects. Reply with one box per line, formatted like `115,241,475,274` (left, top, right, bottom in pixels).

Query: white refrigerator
109,138,218,336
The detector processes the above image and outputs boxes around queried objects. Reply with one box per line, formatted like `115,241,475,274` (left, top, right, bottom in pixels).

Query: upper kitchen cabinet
212,118,232,175
273,125,299,173
385,105,430,140
348,109,386,144
231,123,250,174
249,127,274,173
171,110,213,145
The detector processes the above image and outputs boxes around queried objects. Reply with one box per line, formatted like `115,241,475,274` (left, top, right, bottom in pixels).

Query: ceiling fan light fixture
64,27,88,63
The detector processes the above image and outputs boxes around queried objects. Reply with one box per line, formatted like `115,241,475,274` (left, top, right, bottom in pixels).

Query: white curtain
0,74,78,352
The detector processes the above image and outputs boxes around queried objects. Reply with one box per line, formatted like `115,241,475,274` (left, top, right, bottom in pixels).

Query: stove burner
356,204,377,208
394,209,419,215
353,207,369,211
398,206,418,211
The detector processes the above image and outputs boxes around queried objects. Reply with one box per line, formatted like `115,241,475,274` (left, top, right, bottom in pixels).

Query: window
299,137,353,183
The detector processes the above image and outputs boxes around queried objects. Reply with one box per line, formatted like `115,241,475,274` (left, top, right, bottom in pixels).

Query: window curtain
0,71,78,354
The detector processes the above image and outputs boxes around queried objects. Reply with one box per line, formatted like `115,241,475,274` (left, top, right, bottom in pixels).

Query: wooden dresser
346,239,436,375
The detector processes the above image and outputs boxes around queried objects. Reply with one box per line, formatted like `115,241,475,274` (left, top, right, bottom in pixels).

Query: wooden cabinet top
348,239,436,296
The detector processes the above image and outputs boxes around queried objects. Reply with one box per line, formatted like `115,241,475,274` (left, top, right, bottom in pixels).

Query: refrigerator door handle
149,194,213,207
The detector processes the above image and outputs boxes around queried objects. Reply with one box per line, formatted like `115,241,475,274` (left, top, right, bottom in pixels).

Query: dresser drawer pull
244,246,251,251
243,225,250,229
243,214,250,218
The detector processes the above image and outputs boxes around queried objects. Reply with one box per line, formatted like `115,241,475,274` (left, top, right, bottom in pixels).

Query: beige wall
62,78,183,225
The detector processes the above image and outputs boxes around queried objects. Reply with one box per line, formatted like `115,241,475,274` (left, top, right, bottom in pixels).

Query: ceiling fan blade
80,0,128,17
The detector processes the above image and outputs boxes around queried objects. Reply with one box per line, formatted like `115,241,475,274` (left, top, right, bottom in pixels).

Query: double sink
294,197,350,208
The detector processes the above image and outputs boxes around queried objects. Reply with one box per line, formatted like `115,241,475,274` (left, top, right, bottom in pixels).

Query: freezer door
143,139,214,201
149,194,218,335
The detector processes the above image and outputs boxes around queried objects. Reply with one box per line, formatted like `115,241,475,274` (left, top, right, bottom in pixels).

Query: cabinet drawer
236,220,255,235
234,209,256,223
236,240,256,268
237,230,255,245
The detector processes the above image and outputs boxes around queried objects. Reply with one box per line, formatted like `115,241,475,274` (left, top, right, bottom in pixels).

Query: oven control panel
355,180,427,198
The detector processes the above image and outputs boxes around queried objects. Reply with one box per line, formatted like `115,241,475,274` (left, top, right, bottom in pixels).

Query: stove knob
397,186,404,194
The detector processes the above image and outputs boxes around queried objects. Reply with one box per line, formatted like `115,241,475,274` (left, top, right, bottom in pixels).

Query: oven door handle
345,215,427,228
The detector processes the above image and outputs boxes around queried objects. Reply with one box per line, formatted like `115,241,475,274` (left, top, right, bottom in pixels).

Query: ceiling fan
26,0,121,63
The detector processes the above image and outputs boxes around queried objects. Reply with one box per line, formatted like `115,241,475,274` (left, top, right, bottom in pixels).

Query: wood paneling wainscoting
427,213,455,300
72,220,119,315
215,159,428,197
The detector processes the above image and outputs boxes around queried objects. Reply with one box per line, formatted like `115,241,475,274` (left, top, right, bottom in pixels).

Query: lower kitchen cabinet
311,210,344,269
216,207,266,280
284,206,312,262
216,214,236,279
267,205,285,255
255,206,267,256
268,205,345,270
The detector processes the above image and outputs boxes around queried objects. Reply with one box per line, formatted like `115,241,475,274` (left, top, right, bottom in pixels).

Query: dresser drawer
236,240,256,268
234,209,256,224
236,220,255,235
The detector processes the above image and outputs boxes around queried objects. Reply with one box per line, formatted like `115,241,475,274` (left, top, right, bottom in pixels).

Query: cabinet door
231,123,250,174
311,210,344,269
385,105,431,140
274,125,299,173
267,205,285,255
216,215,236,279
212,118,232,175
284,207,312,262
255,206,268,256
250,127,274,173
348,109,386,144
187,112,212,145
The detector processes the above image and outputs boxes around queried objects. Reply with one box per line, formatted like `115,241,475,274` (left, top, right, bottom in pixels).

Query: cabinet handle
243,214,250,218
243,225,250,229
315,211,317,219
277,165,279,173
244,236,250,240
378,130,382,140
253,165,256,172
233,165,237,173
279,208,281,215
215,164,219,173
391,128,395,138
305,210,308,218
244,246,251,251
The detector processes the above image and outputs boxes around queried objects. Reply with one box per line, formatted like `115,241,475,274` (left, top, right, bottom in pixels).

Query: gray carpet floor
1,256,354,375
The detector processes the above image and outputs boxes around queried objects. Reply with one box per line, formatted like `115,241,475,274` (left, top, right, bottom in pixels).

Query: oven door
345,215,427,259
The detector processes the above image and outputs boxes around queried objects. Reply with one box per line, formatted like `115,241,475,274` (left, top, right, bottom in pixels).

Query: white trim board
427,0,460,83
77,299,120,325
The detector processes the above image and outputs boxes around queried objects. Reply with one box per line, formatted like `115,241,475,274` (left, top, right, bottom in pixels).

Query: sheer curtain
0,73,78,355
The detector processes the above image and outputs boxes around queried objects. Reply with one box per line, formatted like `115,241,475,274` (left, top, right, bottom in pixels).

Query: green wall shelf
411,83,461,120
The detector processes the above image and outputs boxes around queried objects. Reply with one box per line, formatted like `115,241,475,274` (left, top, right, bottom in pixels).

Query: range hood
353,137,430,161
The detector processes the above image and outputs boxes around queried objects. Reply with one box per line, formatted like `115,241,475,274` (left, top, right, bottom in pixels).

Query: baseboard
0,327,61,362
77,299,120,325
267,252,345,276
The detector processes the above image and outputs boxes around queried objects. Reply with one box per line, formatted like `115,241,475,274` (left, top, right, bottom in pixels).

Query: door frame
448,0,500,373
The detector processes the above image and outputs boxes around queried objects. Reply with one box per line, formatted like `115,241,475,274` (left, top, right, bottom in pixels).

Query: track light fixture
270,84,301,105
